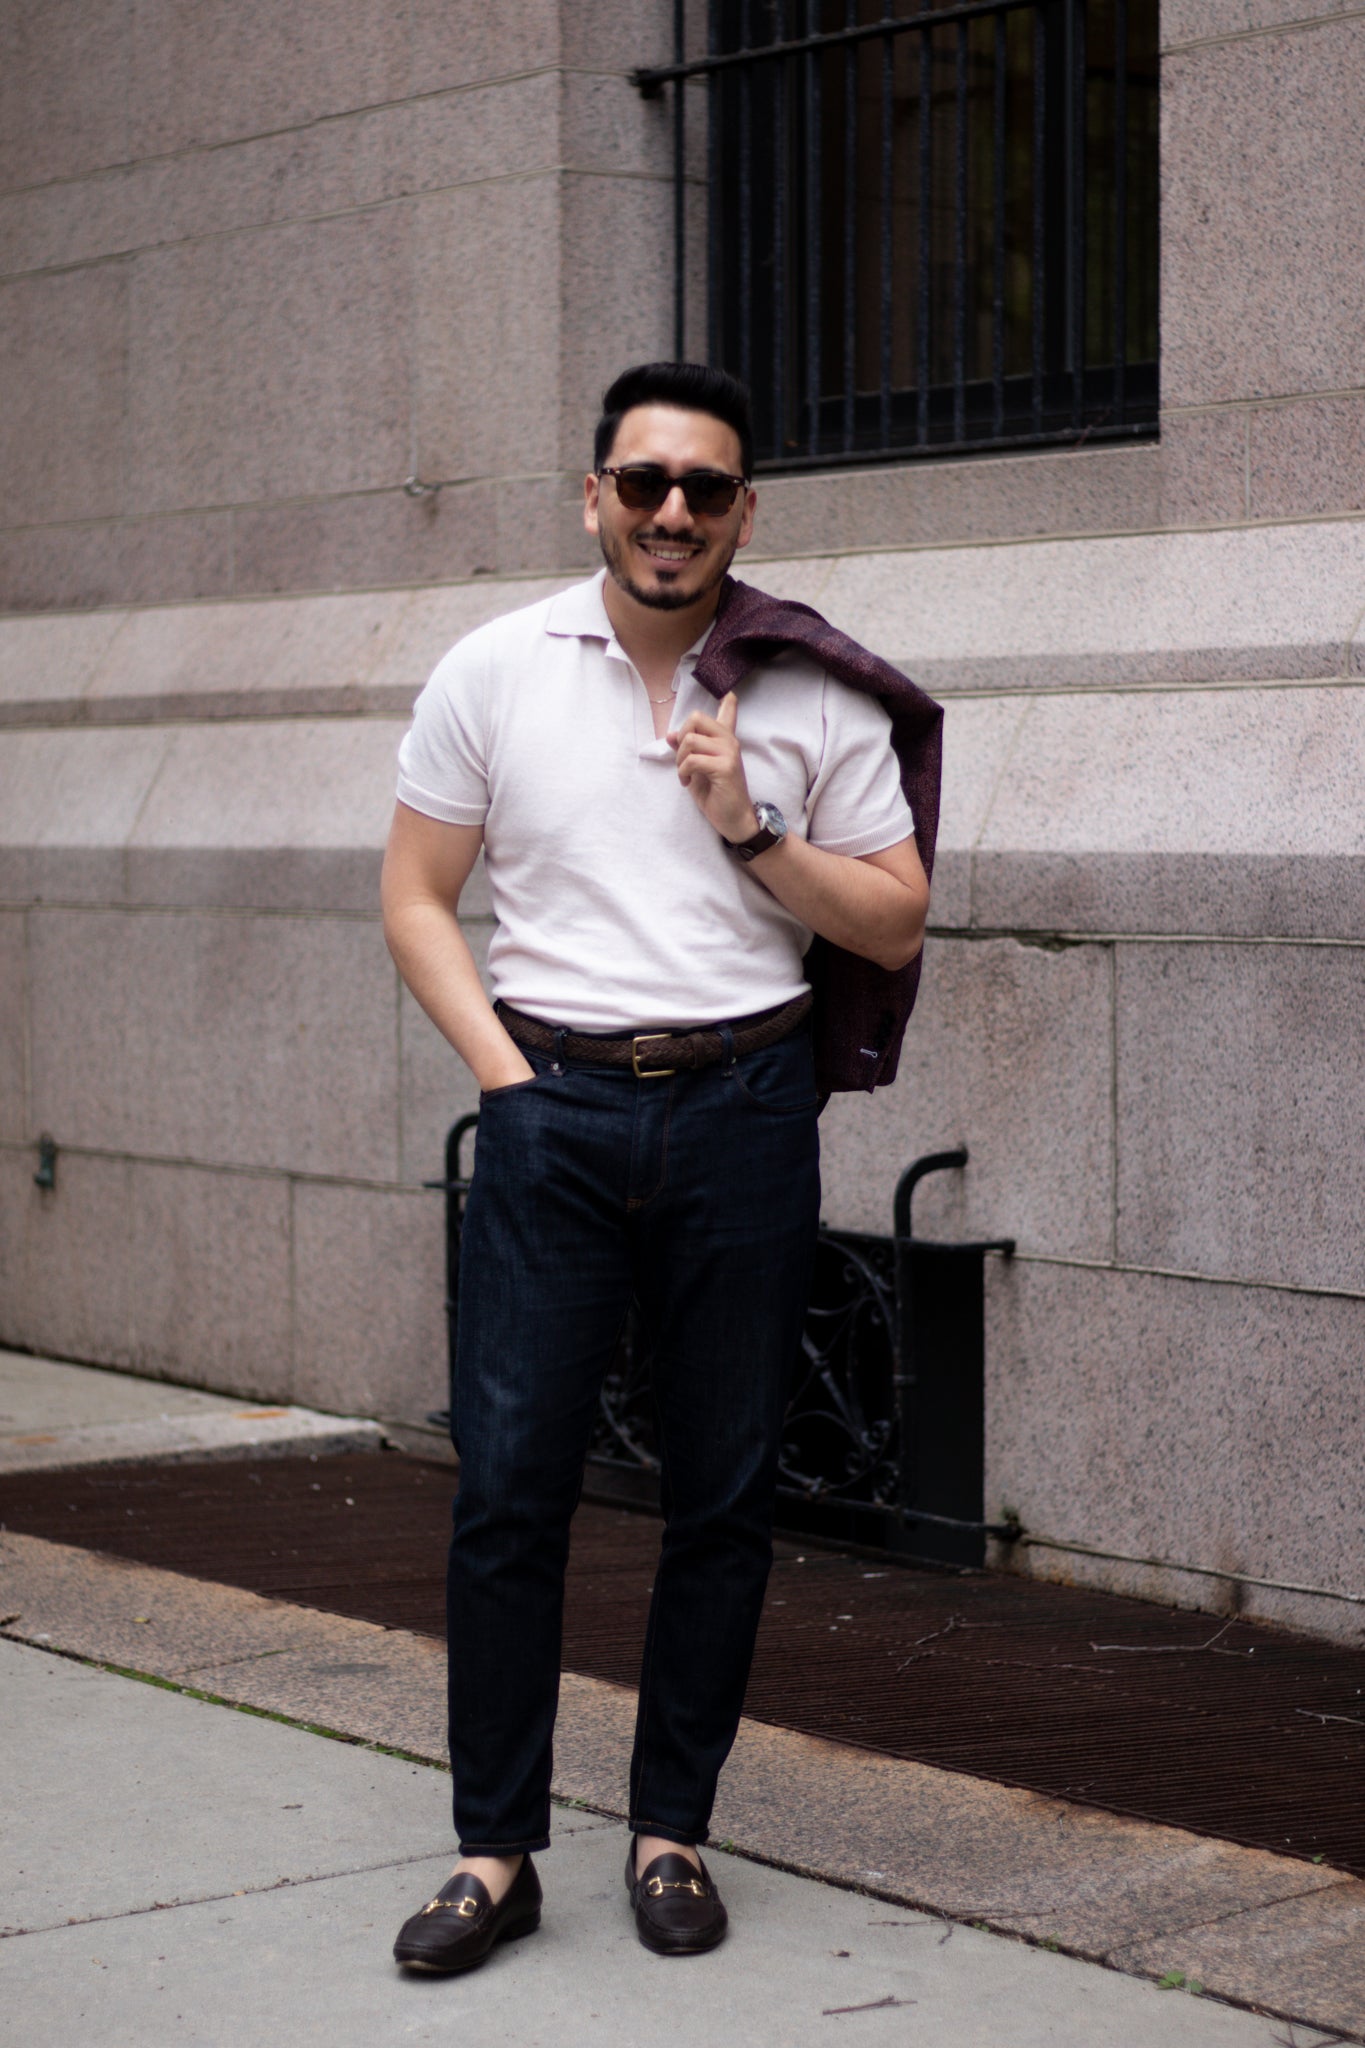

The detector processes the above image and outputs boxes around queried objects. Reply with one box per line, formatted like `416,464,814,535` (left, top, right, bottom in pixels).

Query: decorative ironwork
423,1115,479,1436
584,1227,902,1518
591,1311,659,1481
777,1229,898,1509
429,1120,1020,1560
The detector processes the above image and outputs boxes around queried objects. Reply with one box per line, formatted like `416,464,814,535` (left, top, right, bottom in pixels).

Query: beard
598,524,734,612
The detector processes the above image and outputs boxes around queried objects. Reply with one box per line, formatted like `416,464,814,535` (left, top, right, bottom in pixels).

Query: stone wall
0,0,678,609
1,0,1362,1643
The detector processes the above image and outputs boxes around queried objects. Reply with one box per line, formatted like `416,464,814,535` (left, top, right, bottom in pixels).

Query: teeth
642,545,697,562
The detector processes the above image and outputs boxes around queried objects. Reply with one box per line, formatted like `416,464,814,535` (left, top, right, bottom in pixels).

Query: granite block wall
0,0,675,611
985,1260,1365,1638
1159,0,1365,546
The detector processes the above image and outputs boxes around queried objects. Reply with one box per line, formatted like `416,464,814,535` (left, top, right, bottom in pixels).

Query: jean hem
457,1836,551,1856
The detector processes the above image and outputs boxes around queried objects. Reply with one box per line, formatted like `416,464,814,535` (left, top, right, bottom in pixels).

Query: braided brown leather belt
499,992,812,1079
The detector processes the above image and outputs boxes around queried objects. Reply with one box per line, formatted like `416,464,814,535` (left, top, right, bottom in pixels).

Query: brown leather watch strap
725,800,787,863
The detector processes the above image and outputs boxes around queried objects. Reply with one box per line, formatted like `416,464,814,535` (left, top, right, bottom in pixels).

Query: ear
583,472,601,535
717,691,739,732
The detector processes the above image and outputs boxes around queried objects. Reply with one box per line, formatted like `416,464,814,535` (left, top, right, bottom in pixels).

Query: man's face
584,403,756,614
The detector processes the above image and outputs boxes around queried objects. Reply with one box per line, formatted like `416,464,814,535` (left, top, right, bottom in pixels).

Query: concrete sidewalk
4,1636,1294,2048
4,1351,1363,2043
5,1539,1364,2047
0,1348,384,1472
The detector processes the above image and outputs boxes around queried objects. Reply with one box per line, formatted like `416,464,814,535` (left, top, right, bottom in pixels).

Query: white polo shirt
396,571,914,1033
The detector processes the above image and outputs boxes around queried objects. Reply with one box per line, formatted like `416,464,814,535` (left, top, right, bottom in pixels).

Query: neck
600,574,724,679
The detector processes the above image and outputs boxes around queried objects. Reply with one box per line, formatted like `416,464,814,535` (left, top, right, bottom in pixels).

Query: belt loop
719,1022,736,1073
551,1027,566,1076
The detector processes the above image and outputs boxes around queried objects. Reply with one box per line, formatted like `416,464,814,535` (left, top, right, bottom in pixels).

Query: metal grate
5,1453,1364,1874
635,0,1159,467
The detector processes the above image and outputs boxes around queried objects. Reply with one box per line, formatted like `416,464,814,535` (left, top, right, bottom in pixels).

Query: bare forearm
747,831,927,971
668,697,927,972
383,899,532,1091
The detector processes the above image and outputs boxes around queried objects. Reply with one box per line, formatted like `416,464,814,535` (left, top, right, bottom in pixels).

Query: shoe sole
635,1923,727,1957
394,1908,541,1973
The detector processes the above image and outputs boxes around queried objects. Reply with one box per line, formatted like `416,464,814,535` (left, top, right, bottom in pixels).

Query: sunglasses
598,464,748,518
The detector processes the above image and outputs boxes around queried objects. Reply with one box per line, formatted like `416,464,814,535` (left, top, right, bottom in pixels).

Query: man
383,361,931,1970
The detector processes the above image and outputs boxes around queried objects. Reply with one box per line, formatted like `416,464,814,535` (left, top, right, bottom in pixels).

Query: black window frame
634,0,1159,472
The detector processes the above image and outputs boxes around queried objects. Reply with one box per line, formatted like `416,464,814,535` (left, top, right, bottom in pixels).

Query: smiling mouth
637,537,703,565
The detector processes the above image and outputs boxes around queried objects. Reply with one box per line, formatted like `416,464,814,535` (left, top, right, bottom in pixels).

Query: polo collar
544,569,716,665
545,570,614,641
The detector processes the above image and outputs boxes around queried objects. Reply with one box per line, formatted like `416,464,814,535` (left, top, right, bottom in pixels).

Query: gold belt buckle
631,1032,677,1079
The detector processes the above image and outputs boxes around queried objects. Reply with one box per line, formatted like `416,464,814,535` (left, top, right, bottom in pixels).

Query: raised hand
667,691,759,844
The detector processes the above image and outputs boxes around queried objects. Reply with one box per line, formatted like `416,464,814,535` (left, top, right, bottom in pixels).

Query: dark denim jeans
446,1024,821,1854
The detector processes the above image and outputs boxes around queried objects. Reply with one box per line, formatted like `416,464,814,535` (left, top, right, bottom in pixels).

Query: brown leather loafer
626,1844,728,1956
393,1855,542,1972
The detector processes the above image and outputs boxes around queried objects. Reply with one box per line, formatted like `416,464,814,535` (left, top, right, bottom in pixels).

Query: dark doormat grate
5,1450,1363,1875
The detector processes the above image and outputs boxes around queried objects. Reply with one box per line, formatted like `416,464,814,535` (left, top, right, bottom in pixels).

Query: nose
654,483,694,531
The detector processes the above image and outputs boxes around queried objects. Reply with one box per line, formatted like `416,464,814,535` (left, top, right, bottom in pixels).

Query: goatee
599,532,732,612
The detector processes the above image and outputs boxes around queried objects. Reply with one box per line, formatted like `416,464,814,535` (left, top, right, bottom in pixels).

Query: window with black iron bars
635,0,1158,471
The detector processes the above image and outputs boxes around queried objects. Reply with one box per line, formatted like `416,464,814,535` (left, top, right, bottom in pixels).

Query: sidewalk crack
1104,1875,1355,1961
0,1849,465,1943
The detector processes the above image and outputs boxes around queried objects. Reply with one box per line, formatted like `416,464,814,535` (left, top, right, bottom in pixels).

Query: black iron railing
429,1127,1020,1567
635,0,1158,469
584,1147,1019,1564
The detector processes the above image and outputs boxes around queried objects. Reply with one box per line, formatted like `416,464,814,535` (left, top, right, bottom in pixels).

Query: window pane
708,0,1158,467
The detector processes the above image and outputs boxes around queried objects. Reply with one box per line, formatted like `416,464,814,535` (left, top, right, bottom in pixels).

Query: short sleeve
396,635,491,826
805,678,915,857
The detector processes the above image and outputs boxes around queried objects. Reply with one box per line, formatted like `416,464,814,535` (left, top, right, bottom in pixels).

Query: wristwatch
726,800,788,863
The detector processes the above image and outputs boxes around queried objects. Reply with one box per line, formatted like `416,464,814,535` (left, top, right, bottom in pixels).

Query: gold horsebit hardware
645,1875,708,1898
422,1893,482,1917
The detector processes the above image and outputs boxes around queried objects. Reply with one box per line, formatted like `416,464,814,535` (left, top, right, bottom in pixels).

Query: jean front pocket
729,1033,820,1116
479,1076,543,1103
478,1050,553,1103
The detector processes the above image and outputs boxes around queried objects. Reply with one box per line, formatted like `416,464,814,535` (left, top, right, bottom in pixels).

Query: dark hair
594,361,754,479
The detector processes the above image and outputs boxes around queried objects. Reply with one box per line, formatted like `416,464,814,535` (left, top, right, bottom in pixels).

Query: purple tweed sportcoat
692,576,944,1097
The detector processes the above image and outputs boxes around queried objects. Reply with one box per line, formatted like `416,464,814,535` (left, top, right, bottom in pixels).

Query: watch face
734,801,788,860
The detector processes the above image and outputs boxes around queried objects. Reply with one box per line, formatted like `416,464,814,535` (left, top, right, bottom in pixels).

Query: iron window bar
634,0,1158,471
636,0,1064,86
